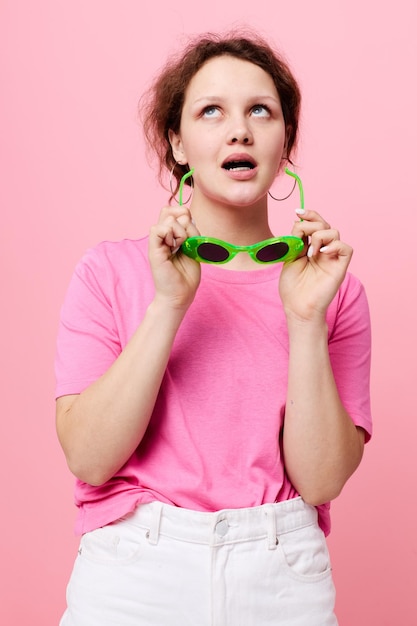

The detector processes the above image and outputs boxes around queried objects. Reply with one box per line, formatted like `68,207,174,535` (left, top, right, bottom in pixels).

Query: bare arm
56,300,187,485
283,316,365,505
56,206,200,486
280,210,366,504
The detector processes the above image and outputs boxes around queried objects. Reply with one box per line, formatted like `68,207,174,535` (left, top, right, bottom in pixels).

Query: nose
228,117,253,145
231,135,250,144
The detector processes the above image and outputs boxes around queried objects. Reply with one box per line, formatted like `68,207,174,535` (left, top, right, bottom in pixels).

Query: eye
251,104,271,117
202,106,221,118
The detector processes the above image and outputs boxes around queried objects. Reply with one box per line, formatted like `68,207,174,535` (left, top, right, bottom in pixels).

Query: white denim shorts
60,497,337,626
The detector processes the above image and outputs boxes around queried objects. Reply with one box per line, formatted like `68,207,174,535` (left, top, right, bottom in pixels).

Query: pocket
78,520,142,566
276,522,332,582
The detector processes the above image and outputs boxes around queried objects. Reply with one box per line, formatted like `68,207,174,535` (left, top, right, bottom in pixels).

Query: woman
55,31,372,625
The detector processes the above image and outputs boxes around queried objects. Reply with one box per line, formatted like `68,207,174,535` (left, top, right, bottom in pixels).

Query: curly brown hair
140,30,301,195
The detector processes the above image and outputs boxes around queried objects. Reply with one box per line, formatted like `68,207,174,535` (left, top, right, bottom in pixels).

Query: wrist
285,314,329,340
148,295,190,324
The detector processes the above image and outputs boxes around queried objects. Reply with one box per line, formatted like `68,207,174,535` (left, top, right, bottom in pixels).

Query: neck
189,194,273,246
188,193,276,271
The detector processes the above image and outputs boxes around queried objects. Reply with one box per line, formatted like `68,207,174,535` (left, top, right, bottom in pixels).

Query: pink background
1,1,416,623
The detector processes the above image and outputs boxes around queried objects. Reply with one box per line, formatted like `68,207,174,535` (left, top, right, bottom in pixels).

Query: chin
228,191,267,208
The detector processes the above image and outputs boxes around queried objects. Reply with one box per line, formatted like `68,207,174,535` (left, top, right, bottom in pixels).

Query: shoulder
326,271,371,338
62,236,152,309
73,236,150,283
340,270,367,297
79,236,149,269
333,271,369,314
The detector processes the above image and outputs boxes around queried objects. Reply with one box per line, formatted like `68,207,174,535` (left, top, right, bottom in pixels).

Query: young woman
55,31,372,625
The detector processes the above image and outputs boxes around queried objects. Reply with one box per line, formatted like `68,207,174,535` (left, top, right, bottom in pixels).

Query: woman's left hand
279,209,353,323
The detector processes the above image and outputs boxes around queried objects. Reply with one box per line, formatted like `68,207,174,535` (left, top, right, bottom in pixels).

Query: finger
150,217,189,252
176,213,199,236
168,208,200,254
317,240,353,261
307,228,340,256
151,206,201,259
158,206,192,233
294,208,330,227
158,205,194,223
159,206,200,242
292,209,331,239
308,237,352,262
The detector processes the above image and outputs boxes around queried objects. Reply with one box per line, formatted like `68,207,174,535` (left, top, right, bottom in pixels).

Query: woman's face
169,55,287,210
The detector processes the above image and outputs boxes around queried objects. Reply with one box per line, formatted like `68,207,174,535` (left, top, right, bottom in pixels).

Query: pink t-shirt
55,237,372,536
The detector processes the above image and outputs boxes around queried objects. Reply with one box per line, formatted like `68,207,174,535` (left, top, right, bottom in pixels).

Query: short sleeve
55,245,121,398
327,273,372,441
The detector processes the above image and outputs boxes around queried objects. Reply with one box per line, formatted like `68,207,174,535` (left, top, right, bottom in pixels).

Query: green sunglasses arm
284,167,304,210
179,168,195,206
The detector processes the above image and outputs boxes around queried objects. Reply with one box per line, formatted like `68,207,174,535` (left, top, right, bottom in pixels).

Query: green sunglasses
179,167,305,265
181,235,304,265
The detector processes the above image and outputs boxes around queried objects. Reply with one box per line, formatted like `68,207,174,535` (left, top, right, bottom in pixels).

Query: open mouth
223,160,255,172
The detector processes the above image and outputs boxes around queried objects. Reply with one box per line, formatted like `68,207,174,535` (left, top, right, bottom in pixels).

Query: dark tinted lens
197,242,230,262
256,241,289,262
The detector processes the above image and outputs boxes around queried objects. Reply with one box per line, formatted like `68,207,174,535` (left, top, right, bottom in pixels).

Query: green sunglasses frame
178,167,305,265
181,235,304,265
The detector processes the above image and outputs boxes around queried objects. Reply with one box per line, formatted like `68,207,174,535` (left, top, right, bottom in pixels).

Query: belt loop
147,502,163,546
265,505,278,550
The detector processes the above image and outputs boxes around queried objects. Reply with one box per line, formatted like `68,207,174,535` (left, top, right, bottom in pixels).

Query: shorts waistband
120,497,318,549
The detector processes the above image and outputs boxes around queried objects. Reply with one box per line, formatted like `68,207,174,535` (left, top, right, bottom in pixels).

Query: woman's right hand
148,205,201,311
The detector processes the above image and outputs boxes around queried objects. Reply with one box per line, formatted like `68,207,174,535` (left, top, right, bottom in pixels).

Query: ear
168,129,187,165
283,125,292,160
277,131,290,174
282,126,291,160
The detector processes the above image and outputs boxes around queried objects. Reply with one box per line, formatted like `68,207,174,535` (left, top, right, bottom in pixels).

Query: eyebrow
191,95,280,105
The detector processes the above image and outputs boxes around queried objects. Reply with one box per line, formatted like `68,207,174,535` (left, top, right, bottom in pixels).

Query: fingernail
295,208,305,215
307,245,314,257
320,246,328,252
